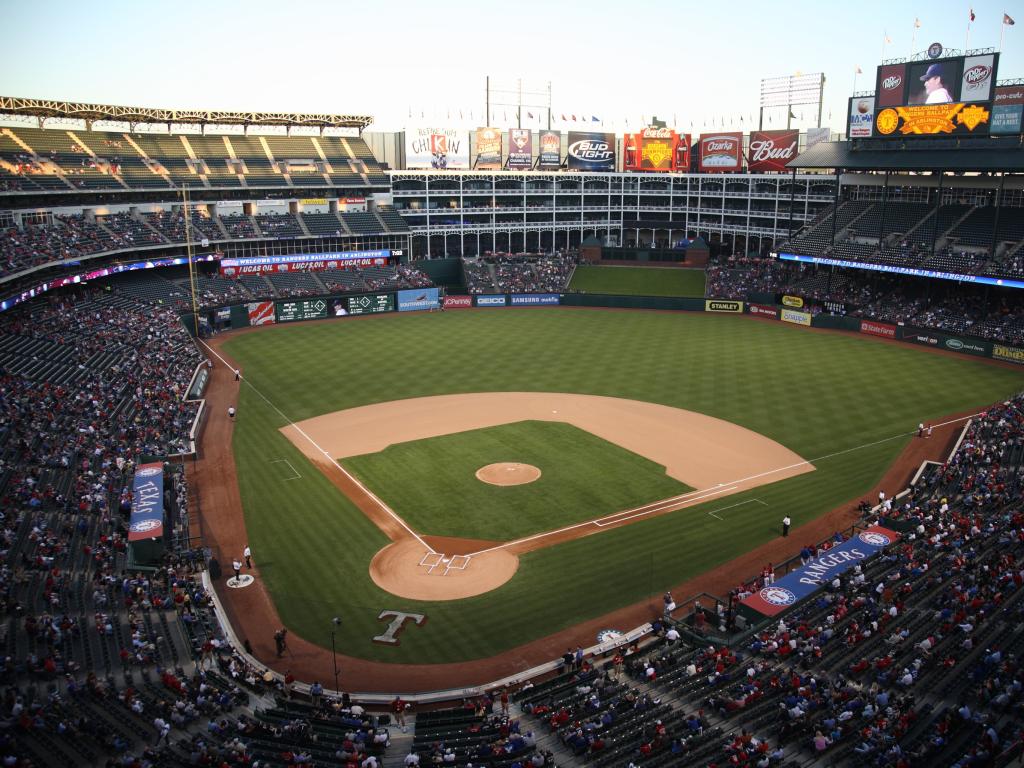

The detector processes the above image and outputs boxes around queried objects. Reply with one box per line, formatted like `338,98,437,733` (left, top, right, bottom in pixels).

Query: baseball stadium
3,5,1024,766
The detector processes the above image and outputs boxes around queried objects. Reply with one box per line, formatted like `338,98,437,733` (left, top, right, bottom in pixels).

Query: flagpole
1000,19,1006,51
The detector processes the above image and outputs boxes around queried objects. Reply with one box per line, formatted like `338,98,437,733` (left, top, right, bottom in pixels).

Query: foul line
269,459,302,481
463,411,984,558
198,339,435,554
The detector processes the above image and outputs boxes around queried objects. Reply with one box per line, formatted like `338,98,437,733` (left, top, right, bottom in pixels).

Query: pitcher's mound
370,540,519,600
476,462,541,486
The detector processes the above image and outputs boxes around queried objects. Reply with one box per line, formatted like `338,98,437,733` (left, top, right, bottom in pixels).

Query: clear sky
0,0,1019,135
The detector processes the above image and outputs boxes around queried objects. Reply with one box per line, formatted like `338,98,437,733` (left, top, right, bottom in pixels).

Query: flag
914,17,921,28
884,34,892,44
1005,13,1016,25
591,115,599,122
560,114,567,121
571,115,577,121
789,110,797,119
527,112,534,119
856,66,863,74
969,8,975,21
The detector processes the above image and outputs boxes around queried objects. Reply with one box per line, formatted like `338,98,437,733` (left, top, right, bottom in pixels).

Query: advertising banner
781,308,812,326
992,343,1024,365
675,132,691,172
876,63,908,108
276,298,329,323
992,85,1024,135
960,54,997,103
221,250,391,276
397,287,440,312
347,293,394,315
747,130,799,172
781,295,804,308
848,97,875,138
538,130,561,169
567,131,616,171
806,127,831,148
405,127,469,169
247,301,276,326
902,327,991,356
860,319,897,338
510,294,560,305
749,303,778,318
624,128,683,172
443,294,474,309
741,527,900,616
705,299,743,313
475,127,502,170
508,129,533,170
698,133,743,172
476,295,508,307
129,463,165,541
875,102,991,137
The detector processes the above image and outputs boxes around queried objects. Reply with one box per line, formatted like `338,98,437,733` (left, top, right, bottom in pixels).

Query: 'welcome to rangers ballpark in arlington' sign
740,526,900,616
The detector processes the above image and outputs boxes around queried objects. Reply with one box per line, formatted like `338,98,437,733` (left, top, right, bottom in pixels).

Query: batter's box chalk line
418,552,472,575
705,497,768,521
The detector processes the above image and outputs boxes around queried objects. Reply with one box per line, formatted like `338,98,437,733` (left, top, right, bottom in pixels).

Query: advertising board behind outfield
748,303,778,318
397,287,441,312
511,294,560,305
443,295,473,309
781,309,811,326
992,344,1024,364
705,299,743,313
860,320,897,338
476,295,508,307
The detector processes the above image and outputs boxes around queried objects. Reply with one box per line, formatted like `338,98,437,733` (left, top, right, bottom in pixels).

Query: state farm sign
747,130,799,172
699,132,743,172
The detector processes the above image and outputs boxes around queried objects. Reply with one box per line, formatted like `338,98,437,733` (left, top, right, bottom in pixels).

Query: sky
0,0,1020,135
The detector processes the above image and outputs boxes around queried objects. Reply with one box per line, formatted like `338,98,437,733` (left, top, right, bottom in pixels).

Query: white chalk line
464,411,983,558
705,497,768,521
269,458,302,481
594,486,738,527
198,339,435,554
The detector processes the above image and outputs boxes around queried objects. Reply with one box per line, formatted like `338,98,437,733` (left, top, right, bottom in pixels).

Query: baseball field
212,308,1023,672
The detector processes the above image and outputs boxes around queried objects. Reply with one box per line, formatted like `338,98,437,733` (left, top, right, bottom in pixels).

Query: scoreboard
347,293,394,315
276,298,329,323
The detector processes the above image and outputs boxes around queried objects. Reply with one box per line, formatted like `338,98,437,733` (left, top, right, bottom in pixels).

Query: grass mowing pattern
224,310,1024,663
568,265,706,296
341,421,692,541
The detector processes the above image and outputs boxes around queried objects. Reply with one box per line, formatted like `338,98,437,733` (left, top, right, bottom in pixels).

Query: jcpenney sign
747,130,798,172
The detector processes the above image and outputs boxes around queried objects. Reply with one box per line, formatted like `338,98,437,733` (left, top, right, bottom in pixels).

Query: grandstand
2,39,1024,766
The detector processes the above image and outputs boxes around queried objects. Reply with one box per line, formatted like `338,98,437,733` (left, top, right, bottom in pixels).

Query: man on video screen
920,63,954,104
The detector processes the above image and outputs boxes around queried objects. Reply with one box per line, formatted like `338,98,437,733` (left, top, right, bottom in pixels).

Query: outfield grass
224,309,1024,663
341,421,692,541
568,265,707,296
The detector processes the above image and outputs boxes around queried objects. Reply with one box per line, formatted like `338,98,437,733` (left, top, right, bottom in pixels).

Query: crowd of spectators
462,253,577,295
707,258,1024,346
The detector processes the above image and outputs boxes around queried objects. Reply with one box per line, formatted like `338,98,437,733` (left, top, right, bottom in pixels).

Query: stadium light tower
759,73,825,130
182,185,202,338
331,617,341,692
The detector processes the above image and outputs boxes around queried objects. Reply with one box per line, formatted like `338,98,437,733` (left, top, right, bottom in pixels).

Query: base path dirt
192,323,992,695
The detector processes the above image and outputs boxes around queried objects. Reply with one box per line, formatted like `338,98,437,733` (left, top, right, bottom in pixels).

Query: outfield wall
203,289,1024,367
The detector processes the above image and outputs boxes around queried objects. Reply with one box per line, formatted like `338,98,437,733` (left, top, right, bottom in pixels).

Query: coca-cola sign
698,132,742,172
641,127,673,138
747,130,799,172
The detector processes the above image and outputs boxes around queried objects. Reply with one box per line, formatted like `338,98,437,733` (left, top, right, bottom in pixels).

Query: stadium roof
790,140,1024,172
0,96,373,129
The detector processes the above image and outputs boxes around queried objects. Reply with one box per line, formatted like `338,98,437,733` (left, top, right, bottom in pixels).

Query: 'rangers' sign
746,130,799,172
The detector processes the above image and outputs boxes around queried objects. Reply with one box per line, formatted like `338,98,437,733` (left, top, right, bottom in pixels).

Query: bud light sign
567,131,616,171
746,130,799,172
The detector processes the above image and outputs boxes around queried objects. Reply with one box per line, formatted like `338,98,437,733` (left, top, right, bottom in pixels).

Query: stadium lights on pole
331,617,341,693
